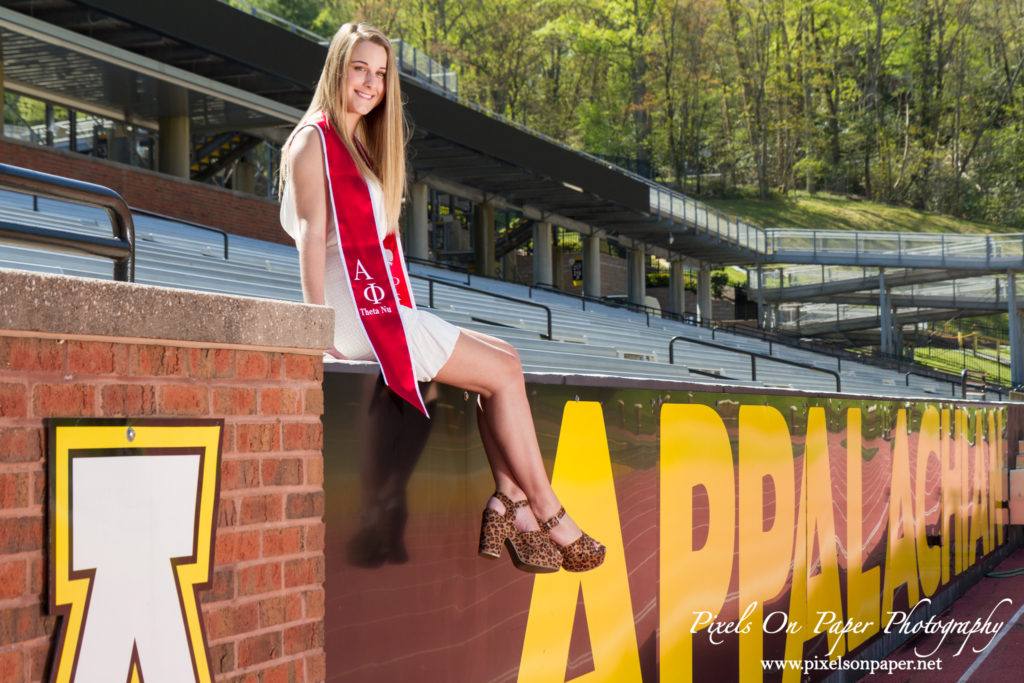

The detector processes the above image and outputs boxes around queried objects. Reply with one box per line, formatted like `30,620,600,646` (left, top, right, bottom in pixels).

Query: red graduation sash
309,114,428,416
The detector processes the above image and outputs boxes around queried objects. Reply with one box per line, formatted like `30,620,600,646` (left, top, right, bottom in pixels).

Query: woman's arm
289,127,330,306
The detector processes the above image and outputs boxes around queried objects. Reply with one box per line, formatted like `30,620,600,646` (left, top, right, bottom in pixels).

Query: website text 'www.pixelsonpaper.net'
761,657,943,676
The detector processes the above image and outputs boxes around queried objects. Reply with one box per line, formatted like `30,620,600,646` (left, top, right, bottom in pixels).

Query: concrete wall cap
0,268,333,350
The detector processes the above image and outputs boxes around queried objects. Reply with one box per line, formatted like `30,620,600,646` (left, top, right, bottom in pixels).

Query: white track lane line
956,598,1024,683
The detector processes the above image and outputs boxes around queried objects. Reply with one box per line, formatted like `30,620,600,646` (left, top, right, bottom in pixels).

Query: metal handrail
669,335,841,391
405,255,471,284
130,206,230,260
0,163,134,281
414,274,552,340
527,282,695,327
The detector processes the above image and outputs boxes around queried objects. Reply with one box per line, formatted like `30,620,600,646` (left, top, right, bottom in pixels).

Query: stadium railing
0,162,134,281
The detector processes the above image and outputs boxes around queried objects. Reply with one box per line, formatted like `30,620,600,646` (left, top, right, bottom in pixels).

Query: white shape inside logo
72,454,201,683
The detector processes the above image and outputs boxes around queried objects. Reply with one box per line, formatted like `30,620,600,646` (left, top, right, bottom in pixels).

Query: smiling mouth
354,91,375,100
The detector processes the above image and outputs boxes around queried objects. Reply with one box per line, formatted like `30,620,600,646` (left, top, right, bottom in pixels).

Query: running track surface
863,545,1024,682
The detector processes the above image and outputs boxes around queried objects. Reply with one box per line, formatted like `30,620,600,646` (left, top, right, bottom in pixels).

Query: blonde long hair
281,23,407,234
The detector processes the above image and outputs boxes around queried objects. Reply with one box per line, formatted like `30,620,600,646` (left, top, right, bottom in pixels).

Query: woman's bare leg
433,329,589,547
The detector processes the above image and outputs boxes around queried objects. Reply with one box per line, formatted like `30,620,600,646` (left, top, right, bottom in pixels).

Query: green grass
704,189,1015,234
913,347,1010,385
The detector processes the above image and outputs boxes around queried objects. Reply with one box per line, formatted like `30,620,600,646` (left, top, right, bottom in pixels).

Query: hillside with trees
245,0,1024,230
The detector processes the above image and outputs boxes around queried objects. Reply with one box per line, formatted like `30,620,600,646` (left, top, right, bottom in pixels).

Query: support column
473,202,495,278
583,234,601,298
669,260,685,317
108,124,132,164
697,262,713,324
158,115,191,178
756,267,765,329
501,250,516,282
230,159,256,194
532,221,552,286
1010,271,1024,387
627,247,646,306
408,183,430,260
879,269,893,356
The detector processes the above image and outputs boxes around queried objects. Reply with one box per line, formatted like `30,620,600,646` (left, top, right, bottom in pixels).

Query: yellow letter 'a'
518,401,642,683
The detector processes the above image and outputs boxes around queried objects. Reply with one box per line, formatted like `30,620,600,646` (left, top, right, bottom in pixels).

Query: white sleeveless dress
280,179,460,381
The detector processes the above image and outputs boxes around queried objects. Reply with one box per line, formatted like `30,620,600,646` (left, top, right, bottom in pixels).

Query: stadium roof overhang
0,5,303,136
0,0,713,263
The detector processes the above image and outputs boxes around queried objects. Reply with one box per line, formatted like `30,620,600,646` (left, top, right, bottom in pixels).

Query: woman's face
345,40,388,120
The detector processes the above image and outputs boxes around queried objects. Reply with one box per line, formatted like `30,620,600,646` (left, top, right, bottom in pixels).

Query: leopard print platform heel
478,492,562,573
541,506,606,572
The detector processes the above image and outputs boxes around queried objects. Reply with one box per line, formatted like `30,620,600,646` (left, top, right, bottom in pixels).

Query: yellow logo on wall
47,419,223,683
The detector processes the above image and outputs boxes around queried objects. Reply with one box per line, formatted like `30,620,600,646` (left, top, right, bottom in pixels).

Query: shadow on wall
345,376,438,567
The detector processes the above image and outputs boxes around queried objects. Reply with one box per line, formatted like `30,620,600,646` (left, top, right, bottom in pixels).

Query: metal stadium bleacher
1,184,998,400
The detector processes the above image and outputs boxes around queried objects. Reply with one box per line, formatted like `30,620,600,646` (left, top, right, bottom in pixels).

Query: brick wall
0,270,332,683
0,138,287,245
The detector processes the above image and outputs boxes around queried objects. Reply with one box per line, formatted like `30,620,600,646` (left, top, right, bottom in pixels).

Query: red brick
240,494,283,524
237,562,281,597
0,517,43,553
305,457,323,486
0,649,24,683
303,387,324,416
34,384,95,417
201,568,236,603
283,621,324,655
158,385,209,415
0,603,54,643
262,458,302,486
189,348,234,379
0,559,27,599
226,673,260,683
262,527,303,557
214,387,257,415
262,660,303,683
32,470,45,507
259,387,301,415
237,632,282,668
67,341,125,374
286,492,323,520
222,423,236,454
214,530,261,564
207,642,235,675
0,471,31,508
0,383,28,418
237,423,279,453
237,351,273,380
284,557,324,588
221,458,259,490
282,422,321,452
0,427,42,462
305,588,325,619
28,642,50,683
304,523,325,553
0,337,63,372
285,593,304,622
29,556,45,595
205,602,259,641
132,345,185,376
100,384,157,416
306,652,326,682
217,498,238,528
284,354,321,382
258,596,287,628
